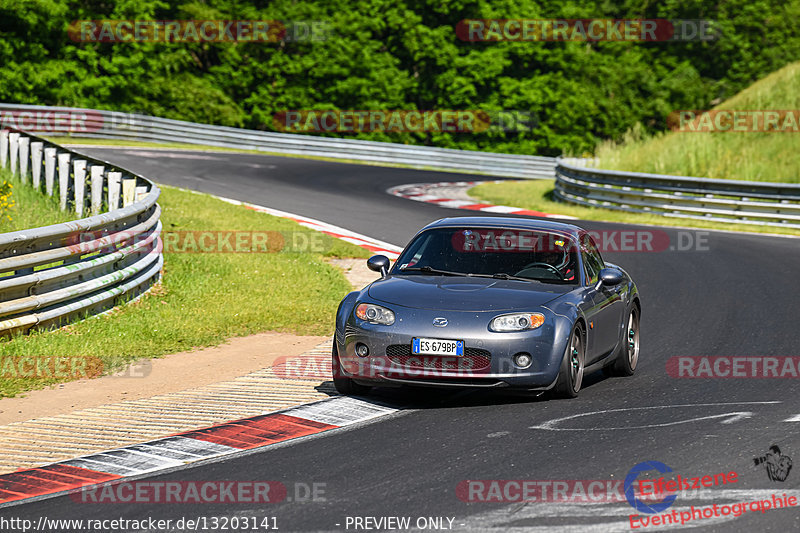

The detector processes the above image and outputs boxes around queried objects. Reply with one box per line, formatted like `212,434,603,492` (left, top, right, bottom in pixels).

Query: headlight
490,313,545,332
355,303,395,325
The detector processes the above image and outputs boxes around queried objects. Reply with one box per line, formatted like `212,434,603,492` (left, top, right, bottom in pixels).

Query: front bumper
336,307,571,389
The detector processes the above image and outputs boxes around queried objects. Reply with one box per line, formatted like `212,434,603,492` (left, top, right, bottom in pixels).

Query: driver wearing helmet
538,247,575,281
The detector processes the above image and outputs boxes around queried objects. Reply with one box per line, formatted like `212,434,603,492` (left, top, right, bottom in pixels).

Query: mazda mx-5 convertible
333,217,640,398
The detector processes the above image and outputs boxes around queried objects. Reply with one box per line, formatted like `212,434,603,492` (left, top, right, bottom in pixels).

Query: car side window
581,235,604,286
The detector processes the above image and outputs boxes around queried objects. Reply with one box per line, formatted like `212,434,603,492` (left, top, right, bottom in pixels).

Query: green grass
595,61,800,182
468,179,800,236
0,168,75,232
0,182,370,398
51,136,261,153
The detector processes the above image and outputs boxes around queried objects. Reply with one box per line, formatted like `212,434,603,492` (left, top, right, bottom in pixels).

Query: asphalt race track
3,147,799,532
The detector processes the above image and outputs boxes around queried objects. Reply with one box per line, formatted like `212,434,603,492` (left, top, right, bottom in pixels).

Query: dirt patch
327,257,380,289
0,257,374,426
0,332,327,425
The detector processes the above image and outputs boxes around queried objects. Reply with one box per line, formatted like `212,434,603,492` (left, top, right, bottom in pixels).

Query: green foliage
1,0,800,155
0,180,11,222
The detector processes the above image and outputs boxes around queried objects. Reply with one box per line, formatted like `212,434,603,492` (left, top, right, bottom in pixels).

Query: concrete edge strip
0,396,397,507
387,181,579,221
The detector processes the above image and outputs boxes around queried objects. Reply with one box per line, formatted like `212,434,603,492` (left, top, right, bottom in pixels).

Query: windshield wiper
465,272,557,283
493,272,568,284
488,273,535,282
399,266,470,277
399,267,546,283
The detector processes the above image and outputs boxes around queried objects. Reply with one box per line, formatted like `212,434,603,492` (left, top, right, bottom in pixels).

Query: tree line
1,0,799,155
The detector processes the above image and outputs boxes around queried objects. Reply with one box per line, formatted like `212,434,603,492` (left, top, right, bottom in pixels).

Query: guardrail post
90,165,104,215
0,130,7,168
0,126,163,336
44,147,56,196
0,103,564,179
57,152,71,210
31,142,43,190
18,136,30,183
135,185,148,203
73,160,87,217
107,171,121,210
122,178,136,207
9,133,19,176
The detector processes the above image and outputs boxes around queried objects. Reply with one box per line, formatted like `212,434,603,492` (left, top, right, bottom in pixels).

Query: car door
581,234,625,361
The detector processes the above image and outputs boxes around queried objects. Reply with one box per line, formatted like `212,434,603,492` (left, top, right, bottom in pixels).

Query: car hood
367,275,570,312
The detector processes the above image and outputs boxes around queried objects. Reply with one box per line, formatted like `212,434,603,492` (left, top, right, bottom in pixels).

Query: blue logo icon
624,461,677,514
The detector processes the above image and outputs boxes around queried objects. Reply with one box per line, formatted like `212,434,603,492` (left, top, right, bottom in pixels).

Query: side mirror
367,255,390,277
595,268,624,290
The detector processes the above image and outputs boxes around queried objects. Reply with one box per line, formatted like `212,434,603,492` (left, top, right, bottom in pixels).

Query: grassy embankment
470,62,800,235
0,168,369,398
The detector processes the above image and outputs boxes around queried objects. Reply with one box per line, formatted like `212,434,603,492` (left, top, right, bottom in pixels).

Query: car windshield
392,227,579,284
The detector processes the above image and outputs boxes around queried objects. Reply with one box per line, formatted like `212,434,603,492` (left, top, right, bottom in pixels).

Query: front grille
385,376,507,387
386,344,411,357
385,344,491,370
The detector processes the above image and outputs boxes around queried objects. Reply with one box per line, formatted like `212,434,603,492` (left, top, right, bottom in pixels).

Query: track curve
3,147,799,532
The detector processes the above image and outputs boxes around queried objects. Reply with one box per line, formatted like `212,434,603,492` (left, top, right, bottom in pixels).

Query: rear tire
610,305,640,377
332,343,372,396
551,324,585,399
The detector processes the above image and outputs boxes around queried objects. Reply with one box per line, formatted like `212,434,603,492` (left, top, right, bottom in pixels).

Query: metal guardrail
555,159,800,229
0,128,162,335
0,104,557,180
3,104,796,229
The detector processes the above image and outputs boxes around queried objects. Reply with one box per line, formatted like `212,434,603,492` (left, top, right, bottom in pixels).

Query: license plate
412,338,464,356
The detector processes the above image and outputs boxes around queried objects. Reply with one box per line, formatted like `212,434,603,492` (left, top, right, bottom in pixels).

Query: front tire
552,324,585,399
610,305,640,377
332,343,371,396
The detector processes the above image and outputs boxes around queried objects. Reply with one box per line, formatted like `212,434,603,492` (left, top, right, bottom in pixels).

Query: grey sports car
333,217,640,398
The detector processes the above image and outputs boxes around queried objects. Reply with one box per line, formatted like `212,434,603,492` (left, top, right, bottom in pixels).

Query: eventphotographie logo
754,445,793,482
624,461,678,514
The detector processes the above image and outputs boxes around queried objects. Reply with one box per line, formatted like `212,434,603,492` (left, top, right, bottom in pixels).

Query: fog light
513,352,532,369
355,343,370,358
